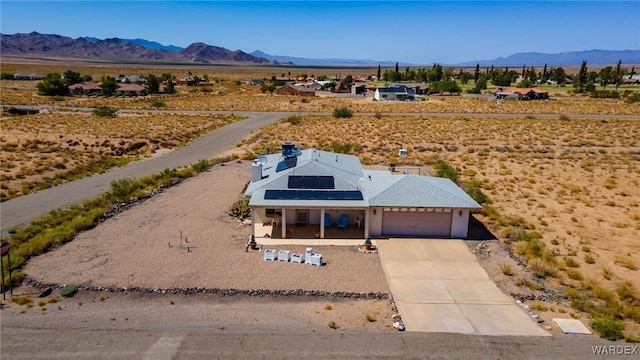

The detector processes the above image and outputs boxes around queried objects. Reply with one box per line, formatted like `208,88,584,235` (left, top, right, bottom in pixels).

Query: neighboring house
402,83,429,95
623,75,640,84
116,83,145,96
492,87,549,100
351,84,367,95
14,72,45,80
374,84,415,101
117,75,145,83
177,77,199,86
276,84,316,97
246,78,264,85
68,83,102,95
245,142,481,240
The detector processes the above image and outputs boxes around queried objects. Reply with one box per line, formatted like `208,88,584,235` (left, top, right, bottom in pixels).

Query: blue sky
1,1,639,64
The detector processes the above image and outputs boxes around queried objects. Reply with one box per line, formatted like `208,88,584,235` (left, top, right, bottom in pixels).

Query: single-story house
492,87,549,100
117,75,145,83
14,72,45,80
245,142,481,240
276,84,316,97
374,84,415,101
351,84,367,95
68,83,102,95
246,78,264,85
116,83,145,96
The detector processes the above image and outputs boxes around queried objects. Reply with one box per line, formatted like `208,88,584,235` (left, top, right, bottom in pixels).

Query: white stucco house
244,142,481,240
374,84,415,101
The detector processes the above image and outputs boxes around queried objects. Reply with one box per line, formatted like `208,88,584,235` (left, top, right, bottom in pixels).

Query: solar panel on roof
288,176,335,189
263,190,363,201
275,157,297,172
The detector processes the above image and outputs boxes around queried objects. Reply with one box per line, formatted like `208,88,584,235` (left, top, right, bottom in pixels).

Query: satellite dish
257,154,268,165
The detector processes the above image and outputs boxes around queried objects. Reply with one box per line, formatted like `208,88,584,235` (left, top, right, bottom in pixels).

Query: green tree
36,73,68,96
163,79,176,94
474,63,480,83
573,60,588,92
612,60,624,90
467,75,487,94
145,74,160,94
63,70,82,85
100,75,118,96
395,62,399,75
458,71,471,84
599,66,613,90
551,67,566,86
542,64,548,81
1,72,15,80
377,65,381,81
443,67,455,81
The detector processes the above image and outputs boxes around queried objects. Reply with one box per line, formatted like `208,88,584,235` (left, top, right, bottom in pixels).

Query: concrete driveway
377,239,550,336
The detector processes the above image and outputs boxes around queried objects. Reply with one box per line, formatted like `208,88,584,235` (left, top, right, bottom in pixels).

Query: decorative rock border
23,278,390,300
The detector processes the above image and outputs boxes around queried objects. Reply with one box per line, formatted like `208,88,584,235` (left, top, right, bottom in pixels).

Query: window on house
266,208,282,218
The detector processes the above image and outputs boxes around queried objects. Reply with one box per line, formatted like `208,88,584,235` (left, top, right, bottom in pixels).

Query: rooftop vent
281,141,301,159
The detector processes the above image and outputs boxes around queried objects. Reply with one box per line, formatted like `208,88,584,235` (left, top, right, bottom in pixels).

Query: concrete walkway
377,239,550,336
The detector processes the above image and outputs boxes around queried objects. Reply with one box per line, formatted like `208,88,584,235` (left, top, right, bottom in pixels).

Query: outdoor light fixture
373,209,377,215
459,210,463,216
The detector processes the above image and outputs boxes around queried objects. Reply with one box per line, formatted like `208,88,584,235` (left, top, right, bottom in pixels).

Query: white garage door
382,210,452,237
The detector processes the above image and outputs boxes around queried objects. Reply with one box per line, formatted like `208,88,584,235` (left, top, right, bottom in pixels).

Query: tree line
31,70,176,96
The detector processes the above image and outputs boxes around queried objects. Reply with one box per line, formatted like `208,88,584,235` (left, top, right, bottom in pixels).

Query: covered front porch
251,207,369,240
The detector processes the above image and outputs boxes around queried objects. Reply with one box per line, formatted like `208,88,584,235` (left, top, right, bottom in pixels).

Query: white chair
354,215,363,228
271,217,280,227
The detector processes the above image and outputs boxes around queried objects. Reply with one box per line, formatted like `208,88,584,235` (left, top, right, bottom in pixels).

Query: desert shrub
330,140,356,154
565,257,580,268
528,258,557,278
625,93,640,103
365,313,377,322
614,255,638,270
92,106,117,117
151,99,166,108
374,112,383,119
333,106,353,118
11,294,32,306
590,317,625,341
284,116,302,125
191,159,209,173
328,321,340,329
566,269,584,281
584,254,595,264
229,197,250,220
616,280,638,303
590,90,619,99
433,160,458,183
106,178,143,204
565,287,581,299
59,285,78,298
515,278,539,290
500,263,514,276
530,302,548,312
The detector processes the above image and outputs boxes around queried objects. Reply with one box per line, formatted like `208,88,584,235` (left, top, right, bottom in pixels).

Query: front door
296,210,308,225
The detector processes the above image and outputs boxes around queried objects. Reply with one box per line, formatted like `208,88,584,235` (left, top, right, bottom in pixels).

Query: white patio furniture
271,217,280,227
263,248,277,261
291,253,304,263
354,214,364,228
278,249,291,262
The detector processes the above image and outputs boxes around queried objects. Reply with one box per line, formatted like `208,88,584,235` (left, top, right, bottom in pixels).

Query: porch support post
364,209,370,238
320,208,325,239
281,208,287,238
251,208,256,237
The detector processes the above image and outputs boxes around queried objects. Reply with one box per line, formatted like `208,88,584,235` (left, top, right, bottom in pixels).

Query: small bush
11,294,32,306
528,258,557,278
328,321,340,329
614,255,638,270
333,106,353,118
365,313,377,322
191,159,209,173
590,317,625,341
228,197,251,220
564,257,580,268
566,269,584,281
499,263,514,276
625,93,640,104
516,278,539,290
324,305,332,311
92,106,117,117
530,302,548,312
59,285,78,298
284,116,302,125
150,99,166,108
584,254,595,264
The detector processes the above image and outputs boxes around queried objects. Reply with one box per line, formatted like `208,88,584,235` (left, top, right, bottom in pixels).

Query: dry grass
0,112,238,199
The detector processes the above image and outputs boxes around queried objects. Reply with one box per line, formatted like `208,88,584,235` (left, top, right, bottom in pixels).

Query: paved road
0,111,289,234
1,327,606,359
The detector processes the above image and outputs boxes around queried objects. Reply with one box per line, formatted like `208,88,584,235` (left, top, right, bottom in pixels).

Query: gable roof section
365,175,481,208
245,149,364,196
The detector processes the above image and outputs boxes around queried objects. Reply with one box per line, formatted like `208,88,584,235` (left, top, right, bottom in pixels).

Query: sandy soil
23,161,390,294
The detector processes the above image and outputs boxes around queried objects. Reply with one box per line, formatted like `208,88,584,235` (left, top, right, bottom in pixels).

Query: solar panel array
264,190,364,201
275,157,297,172
288,176,335,189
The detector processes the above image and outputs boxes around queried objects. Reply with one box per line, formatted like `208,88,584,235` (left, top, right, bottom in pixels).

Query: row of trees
376,60,633,90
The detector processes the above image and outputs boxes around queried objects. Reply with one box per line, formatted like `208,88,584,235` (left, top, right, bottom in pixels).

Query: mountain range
0,32,276,65
2,32,639,67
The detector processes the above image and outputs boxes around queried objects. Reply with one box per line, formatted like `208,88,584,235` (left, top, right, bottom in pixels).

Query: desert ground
1,62,640,340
